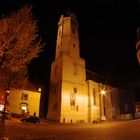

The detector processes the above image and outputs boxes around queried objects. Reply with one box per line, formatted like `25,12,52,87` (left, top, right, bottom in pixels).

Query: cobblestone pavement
0,118,140,140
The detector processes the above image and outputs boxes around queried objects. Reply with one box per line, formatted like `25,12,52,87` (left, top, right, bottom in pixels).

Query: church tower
47,12,88,123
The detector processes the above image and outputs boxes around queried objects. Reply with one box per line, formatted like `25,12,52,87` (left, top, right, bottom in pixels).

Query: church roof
86,69,111,85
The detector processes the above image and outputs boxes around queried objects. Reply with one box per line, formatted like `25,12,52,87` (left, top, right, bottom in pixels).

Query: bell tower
55,12,80,59
47,12,87,123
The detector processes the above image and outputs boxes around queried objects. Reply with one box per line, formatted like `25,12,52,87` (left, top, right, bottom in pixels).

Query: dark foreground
1,118,140,140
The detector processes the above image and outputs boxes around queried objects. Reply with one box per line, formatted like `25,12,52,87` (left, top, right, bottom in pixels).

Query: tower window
73,43,75,47
76,105,79,111
73,64,78,76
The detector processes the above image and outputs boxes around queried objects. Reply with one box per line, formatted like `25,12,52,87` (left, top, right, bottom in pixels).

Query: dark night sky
0,0,140,97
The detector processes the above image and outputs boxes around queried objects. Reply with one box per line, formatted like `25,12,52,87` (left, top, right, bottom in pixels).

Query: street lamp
100,89,106,121
101,89,106,95
38,88,42,92
2,90,10,120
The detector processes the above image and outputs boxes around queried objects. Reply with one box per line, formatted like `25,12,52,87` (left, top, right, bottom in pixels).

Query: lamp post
100,89,106,121
38,87,42,92
2,90,10,120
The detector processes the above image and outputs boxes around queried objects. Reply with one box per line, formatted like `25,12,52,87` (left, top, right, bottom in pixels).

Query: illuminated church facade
47,13,119,123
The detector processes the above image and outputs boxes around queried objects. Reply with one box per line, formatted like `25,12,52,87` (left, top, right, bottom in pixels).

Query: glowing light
6,90,10,93
38,88,42,92
21,106,27,111
0,105,4,111
100,89,106,95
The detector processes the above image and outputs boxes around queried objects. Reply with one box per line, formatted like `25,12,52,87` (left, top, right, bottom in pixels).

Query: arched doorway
19,102,29,115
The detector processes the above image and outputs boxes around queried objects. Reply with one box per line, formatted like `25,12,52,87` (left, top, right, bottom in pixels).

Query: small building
9,88,41,117
0,87,8,111
0,97,4,111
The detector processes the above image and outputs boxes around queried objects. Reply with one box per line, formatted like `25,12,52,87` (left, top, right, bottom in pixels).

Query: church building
47,12,119,123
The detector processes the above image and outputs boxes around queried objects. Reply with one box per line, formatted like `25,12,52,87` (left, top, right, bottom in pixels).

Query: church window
98,83,101,92
74,88,77,93
70,93,75,110
103,96,106,115
70,88,77,110
93,88,96,105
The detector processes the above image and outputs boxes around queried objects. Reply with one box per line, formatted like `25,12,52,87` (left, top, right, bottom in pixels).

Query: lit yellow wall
9,89,41,117
62,55,86,83
87,80,101,122
60,81,88,123
87,80,119,122
59,48,87,123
